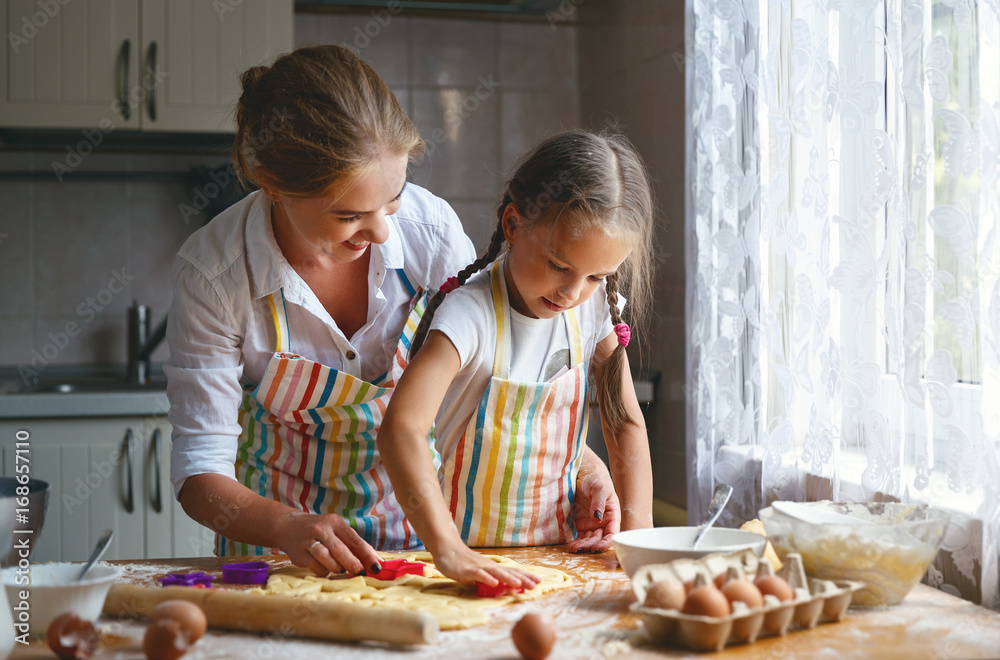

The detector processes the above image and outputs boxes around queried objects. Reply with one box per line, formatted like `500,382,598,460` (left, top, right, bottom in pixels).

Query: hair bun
239,65,269,100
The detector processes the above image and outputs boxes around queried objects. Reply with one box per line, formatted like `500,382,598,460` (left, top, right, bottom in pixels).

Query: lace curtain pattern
686,0,1000,606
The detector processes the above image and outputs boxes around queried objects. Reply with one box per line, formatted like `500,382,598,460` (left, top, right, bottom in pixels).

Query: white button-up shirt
166,186,476,496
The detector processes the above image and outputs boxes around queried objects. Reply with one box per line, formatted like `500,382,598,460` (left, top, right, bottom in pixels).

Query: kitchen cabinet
0,417,214,562
0,0,292,132
141,417,216,559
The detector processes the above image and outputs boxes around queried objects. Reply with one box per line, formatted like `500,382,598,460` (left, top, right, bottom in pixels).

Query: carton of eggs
629,549,862,652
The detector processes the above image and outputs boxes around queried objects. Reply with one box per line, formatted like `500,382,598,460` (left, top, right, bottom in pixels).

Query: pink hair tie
614,323,631,347
439,276,460,294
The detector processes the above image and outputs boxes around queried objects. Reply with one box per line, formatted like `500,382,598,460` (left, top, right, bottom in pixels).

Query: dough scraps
248,551,574,629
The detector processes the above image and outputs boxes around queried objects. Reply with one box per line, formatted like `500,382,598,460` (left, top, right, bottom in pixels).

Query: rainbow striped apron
219,270,431,555
442,260,590,547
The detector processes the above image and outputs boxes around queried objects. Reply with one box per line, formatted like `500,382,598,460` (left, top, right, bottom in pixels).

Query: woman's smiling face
502,208,631,319
265,152,409,263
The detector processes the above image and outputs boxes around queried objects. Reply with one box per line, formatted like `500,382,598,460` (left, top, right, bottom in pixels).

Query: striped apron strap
489,260,511,378
565,307,582,366
394,267,418,299
266,288,292,353
489,260,584,372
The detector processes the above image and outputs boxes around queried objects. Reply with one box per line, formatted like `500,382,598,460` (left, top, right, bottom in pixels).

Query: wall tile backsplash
0,12,581,373
577,0,687,511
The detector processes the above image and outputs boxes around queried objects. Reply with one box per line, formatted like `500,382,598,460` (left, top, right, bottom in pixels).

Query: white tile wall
447,199,500,253
500,89,579,175
298,13,412,87
129,199,192,324
0,12,582,369
409,87,501,200
0,157,210,370
410,18,498,87
576,0,686,512
499,23,577,90
0,320,33,366
0,185,33,319
32,195,132,319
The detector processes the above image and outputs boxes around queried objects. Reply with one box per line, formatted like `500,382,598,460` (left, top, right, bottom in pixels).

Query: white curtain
686,0,1000,607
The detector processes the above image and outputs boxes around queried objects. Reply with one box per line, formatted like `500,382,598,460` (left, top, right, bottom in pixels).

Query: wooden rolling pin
104,584,439,645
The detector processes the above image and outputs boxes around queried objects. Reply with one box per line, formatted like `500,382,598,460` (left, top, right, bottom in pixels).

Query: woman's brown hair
411,128,656,440
233,45,423,197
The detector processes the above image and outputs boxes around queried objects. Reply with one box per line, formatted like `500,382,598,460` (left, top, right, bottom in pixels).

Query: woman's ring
308,540,323,555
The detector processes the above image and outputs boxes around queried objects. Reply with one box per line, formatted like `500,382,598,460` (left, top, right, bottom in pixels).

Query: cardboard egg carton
630,549,863,652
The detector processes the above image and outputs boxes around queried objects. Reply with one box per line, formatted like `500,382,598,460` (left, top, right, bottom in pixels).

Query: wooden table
11,547,1000,659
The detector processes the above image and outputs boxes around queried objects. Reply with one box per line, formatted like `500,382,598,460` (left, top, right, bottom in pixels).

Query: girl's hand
277,511,384,577
568,464,622,553
432,543,542,589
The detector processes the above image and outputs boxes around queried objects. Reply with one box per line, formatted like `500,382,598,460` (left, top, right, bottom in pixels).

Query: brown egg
721,578,764,608
511,612,557,660
151,600,207,643
755,575,794,602
643,578,685,610
143,619,189,660
46,613,100,659
681,585,732,617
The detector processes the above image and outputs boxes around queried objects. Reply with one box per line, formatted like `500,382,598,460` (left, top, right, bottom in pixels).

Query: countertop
10,548,1000,659
0,389,170,419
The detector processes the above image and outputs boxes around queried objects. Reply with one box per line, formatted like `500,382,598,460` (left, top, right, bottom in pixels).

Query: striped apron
441,260,590,547
219,270,431,555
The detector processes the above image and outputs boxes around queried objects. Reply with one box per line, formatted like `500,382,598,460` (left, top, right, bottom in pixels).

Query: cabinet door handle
123,429,134,514
147,41,158,121
119,39,131,120
151,428,163,513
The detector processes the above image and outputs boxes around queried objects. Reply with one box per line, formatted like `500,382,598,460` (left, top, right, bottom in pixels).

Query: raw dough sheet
249,551,574,629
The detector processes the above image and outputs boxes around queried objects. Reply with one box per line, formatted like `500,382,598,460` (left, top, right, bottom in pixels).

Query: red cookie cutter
476,581,525,597
370,559,426,580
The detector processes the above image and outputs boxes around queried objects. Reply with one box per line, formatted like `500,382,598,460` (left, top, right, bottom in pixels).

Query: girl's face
264,152,409,263
503,209,631,319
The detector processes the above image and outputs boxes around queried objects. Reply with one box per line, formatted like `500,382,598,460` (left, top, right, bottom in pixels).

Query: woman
166,45,620,578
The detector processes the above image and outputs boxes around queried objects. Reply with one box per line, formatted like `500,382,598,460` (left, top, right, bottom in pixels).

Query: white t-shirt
166,186,476,496
428,257,618,463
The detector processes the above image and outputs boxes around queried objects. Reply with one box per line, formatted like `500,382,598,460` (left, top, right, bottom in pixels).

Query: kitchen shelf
0,170,193,182
296,0,563,15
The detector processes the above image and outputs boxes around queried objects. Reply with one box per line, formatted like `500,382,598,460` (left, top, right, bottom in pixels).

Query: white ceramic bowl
1,563,121,637
612,527,767,578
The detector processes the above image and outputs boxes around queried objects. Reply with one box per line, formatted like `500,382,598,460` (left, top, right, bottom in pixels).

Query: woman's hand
432,541,542,589
179,474,384,577
277,511,385,577
568,457,622,553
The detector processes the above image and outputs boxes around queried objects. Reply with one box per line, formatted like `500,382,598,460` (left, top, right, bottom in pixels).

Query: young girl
378,129,655,587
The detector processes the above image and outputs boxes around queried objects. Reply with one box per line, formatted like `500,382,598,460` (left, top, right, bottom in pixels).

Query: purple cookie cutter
221,561,270,585
158,572,216,588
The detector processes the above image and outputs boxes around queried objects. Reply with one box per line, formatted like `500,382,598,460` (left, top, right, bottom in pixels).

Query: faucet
128,302,167,385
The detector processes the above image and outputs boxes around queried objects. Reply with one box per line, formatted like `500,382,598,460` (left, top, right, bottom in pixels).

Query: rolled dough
248,551,574,629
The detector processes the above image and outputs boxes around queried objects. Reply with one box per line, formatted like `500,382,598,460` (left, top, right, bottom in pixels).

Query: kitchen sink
20,378,167,394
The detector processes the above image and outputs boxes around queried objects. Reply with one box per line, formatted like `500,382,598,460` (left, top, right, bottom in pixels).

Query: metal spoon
76,529,113,582
692,484,734,549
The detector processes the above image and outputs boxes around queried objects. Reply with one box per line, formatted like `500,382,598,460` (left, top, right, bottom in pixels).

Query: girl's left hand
568,463,621,553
